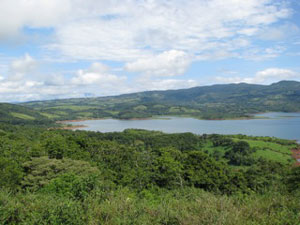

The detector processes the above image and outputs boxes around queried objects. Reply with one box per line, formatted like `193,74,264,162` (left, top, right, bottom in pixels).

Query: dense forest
22,80,300,120
0,81,300,224
0,118,300,224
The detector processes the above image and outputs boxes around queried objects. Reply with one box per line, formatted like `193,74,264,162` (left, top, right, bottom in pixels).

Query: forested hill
0,103,52,125
22,80,300,120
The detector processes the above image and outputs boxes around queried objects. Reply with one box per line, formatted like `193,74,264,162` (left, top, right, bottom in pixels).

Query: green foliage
41,173,101,200
184,151,217,189
0,157,23,190
0,103,53,126
0,191,85,225
1,188,300,225
43,133,67,159
22,80,300,120
152,147,184,188
0,123,299,224
22,157,100,191
286,167,300,192
225,141,256,166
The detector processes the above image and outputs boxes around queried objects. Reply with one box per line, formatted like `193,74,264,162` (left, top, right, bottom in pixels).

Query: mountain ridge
20,80,300,120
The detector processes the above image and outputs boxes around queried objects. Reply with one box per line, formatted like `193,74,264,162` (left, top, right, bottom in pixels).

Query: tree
152,147,184,188
22,157,100,191
184,151,228,191
42,133,67,159
225,141,255,166
286,167,300,192
0,157,23,190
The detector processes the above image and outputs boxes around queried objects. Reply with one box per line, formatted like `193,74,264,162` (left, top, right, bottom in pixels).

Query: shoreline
60,125,88,130
49,124,88,130
56,115,264,125
56,111,300,131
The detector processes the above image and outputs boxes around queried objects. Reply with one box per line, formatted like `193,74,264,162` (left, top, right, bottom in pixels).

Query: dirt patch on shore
56,119,93,123
60,125,87,130
291,148,300,166
49,125,87,130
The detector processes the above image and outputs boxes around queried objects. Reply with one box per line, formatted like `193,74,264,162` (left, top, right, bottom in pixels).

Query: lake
68,112,300,142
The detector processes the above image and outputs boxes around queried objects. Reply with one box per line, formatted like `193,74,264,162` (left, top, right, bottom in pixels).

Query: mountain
0,103,52,125
22,80,300,120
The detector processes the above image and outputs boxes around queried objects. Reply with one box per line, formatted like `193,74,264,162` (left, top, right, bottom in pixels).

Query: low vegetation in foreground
1,122,300,224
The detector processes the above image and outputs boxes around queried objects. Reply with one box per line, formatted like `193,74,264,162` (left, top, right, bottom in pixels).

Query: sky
0,0,300,102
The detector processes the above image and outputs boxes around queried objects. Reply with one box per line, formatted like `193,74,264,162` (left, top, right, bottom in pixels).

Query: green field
232,137,296,164
21,81,300,121
10,112,35,120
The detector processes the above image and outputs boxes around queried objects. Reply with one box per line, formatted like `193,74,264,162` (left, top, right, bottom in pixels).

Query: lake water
68,112,300,142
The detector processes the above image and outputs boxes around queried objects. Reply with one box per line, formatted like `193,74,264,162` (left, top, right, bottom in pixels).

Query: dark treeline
1,122,300,224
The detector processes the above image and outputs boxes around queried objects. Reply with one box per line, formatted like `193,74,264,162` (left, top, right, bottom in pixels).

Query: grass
40,112,60,119
46,105,98,111
232,138,296,164
76,112,94,118
10,112,35,120
253,149,292,163
202,138,295,164
1,188,299,225
202,142,227,156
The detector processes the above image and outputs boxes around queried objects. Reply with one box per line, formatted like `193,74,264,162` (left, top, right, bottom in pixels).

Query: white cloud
135,77,198,91
0,57,129,101
0,0,297,101
146,79,198,91
241,46,286,61
0,57,198,101
8,54,37,80
44,0,291,62
125,50,191,76
43,74,66,86
258,23,300,41
71,62,126,85
254,68,297,82
216,68,299,84
0,54,38,81
0,0,71,40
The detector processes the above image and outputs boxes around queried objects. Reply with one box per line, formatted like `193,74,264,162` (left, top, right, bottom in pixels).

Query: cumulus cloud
8,54,37,80
0,57,129,101
135,77,198,91
45,0,291,62
0,0,71,40
0,56,198,101
0,0,297,101
216,68,299,84
253,68,298,82
125,50,191,76
71,62,126,86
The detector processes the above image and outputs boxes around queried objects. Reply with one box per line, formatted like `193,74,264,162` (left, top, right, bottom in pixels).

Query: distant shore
56,113,273,129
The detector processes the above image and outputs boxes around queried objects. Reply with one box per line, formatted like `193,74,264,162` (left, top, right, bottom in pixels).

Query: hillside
1,82,300,224
22,80,300,120
0,103,52,125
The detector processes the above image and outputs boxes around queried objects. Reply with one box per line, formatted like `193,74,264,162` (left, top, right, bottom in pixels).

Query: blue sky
0,0,300,102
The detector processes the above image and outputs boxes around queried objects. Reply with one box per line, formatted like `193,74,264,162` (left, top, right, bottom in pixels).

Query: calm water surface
69,112,300,142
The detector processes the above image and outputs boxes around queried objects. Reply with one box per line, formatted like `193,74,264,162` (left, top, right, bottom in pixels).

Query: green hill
22,80,300,120
0,103,52,125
